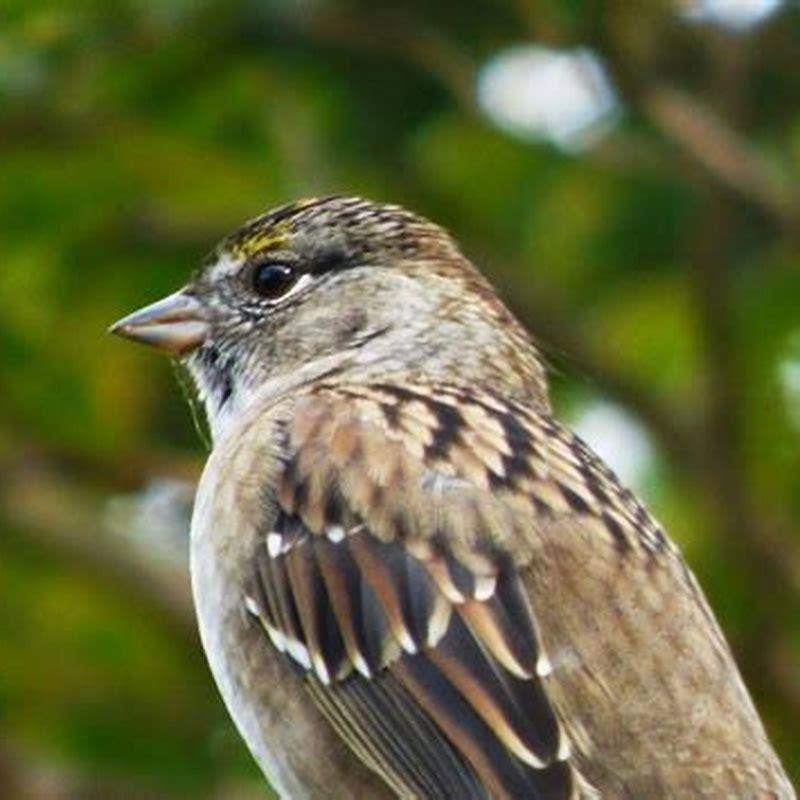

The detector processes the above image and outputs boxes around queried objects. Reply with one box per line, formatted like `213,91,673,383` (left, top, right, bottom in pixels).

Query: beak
109,289,209,355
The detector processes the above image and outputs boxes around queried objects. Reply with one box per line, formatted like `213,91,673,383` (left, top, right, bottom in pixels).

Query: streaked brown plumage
112,196,795,799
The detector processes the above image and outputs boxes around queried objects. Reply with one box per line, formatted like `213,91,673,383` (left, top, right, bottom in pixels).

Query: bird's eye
251,262,297,299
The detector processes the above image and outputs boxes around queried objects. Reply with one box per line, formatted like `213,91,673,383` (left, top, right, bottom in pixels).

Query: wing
240,380,790,799
245,382,645,799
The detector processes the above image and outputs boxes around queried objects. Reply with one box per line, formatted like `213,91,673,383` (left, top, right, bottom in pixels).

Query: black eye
252,262,297,299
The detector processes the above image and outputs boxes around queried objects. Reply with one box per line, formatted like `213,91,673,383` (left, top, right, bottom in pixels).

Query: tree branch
644,86,800,230
0,455,196,639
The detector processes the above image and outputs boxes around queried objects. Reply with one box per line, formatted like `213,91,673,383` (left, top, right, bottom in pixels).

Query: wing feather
248,385,592,798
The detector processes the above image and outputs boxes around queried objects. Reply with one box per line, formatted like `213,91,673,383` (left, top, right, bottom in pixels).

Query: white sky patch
679,0,783,31
571,401,654,489
476,45,620,153
779,332,800,431
780,360,800,429
106,478,195,565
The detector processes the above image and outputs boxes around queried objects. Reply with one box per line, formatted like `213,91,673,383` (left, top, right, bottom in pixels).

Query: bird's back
518,472,792,798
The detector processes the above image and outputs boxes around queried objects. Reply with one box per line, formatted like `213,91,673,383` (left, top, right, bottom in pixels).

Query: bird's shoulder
272,379,675,562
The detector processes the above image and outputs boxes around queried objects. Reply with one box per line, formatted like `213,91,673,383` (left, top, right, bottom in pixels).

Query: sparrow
111,196,794,799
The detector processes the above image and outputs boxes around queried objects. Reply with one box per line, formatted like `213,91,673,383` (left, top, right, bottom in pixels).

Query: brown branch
644,86,800,229
0,455,196,639
595,7,800,232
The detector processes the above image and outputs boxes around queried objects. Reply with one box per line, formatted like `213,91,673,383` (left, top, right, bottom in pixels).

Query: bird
111,196,794,799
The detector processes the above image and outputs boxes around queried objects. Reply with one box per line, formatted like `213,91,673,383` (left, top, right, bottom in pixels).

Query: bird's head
111,196,547,439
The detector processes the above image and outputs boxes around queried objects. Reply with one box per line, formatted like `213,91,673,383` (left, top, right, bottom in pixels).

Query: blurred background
1,0,799,796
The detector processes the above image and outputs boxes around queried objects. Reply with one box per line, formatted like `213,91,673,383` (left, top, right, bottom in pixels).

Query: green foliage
1,0,798,794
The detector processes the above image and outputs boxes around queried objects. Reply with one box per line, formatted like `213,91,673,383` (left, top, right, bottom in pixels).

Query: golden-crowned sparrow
111,196,794,799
